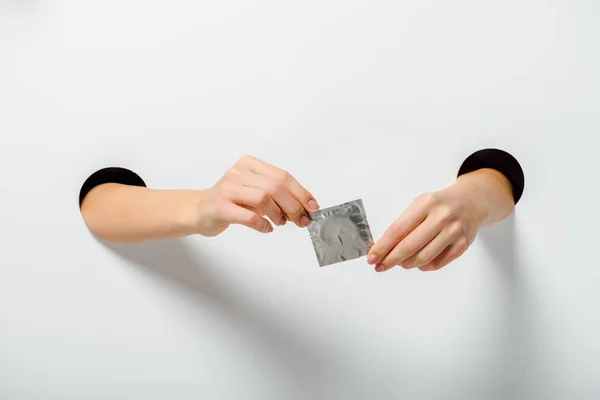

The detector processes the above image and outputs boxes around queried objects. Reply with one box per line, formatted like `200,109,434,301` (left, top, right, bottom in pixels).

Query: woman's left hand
366,184,489,272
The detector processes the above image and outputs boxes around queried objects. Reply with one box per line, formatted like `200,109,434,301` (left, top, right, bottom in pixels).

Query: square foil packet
307,199,374,267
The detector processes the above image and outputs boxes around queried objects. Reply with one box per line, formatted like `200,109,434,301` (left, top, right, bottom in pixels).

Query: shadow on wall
102,239,327,398
95,217,531,399
479,214,535,400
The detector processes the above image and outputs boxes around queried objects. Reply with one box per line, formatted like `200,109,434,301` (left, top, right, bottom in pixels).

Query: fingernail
267,225,274,233
308,199,319,211
375,264,385,273
301,216,311,227
279,216,287,225
367,254,378,265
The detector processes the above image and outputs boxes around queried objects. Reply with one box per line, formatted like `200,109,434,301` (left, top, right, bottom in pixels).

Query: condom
307,199,374,267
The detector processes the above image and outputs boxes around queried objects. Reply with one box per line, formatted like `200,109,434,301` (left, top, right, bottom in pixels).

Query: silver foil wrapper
307,199,374,267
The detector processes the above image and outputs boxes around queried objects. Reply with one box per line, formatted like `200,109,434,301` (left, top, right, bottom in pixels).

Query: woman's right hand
194,155,320,237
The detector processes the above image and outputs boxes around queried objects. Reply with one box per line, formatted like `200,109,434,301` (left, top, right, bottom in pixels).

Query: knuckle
278,170,292,183
399,241,416,257
245,212,260,225
290,203,305,218
423,260,441,271
417,251,431,265
300,191,312,203
419,192,438,207
224,167,240,181
219,179,233,191
398,261,412,270
270,181,286,196
236,154,253,167
455,238,470,253
387,223,406,238
438,206,457,224
257,190,270,205
449,221,467,238
383,256,399,268
422,262,436,271
223,167,234,178
414,193,428,205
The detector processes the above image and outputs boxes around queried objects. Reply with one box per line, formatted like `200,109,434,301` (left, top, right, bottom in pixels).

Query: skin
367,168,515,272
82,157,515,273
80,155,319,244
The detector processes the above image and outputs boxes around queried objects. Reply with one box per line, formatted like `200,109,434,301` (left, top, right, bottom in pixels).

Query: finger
223,184,286,226
285,176,319,213
418,239,470,272
378,216,444,271
236,155,319,213
367,200,429,266
400,225,458,269
236,169,310,228
221,201,273,233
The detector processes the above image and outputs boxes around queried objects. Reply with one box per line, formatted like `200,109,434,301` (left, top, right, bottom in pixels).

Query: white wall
2,1,599,399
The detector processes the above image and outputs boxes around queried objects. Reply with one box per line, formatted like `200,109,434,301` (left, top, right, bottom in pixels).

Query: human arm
79,155,319,244
367,149,524,272
80,184,203,244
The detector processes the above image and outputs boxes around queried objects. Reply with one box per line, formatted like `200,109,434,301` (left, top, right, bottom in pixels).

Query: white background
1,1,599,399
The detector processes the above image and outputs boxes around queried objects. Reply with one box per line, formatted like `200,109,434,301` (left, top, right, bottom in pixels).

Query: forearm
80,183,203,244
450,168,515,226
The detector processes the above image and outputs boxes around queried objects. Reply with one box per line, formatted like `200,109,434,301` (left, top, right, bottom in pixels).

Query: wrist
177,189,206,236
450,172,493,227
453,168,515,226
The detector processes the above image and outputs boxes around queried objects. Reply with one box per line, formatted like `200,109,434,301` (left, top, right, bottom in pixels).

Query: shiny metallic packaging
307,199,374,267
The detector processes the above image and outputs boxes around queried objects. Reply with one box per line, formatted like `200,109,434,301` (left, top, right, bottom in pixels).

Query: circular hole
79,167,146,208
458,148,525,204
